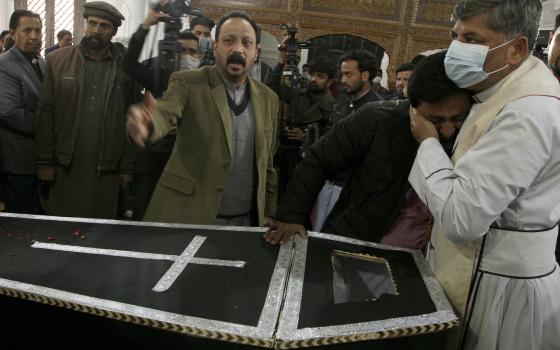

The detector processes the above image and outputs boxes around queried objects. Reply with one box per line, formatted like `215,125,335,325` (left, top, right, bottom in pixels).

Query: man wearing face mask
124,6,203,220
124,6,203,98
126,12,278,227
409,1,560,349
35,1,136,219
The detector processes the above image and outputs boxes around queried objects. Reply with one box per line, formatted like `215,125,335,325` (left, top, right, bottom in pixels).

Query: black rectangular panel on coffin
0,214,458,348
275,233,458,348
0,213,288,348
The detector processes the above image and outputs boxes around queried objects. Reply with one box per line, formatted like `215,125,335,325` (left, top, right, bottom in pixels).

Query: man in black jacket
314,49,384,231
264,52,472,247
330,49,383,125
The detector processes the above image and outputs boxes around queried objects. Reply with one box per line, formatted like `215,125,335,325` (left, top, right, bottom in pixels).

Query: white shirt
409,94,560,243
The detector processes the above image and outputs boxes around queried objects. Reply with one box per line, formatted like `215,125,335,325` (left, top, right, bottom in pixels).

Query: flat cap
83,1,125,27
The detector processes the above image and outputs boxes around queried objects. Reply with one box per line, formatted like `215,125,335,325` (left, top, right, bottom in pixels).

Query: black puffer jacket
276,99,418,242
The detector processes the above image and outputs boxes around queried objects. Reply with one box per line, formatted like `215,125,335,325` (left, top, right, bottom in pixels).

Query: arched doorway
302,34,390,90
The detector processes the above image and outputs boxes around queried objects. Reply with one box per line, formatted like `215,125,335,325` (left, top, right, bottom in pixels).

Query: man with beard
126,12,278,227
331,50,384,124
313,49,384,231
263,52,471,249
0,10,44,214
265,55,336,197
35,1,135,219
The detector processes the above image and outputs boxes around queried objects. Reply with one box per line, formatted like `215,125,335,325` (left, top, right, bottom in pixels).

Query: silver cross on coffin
31,235,246,292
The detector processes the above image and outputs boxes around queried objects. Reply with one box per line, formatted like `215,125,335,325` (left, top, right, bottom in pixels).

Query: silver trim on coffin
0,213,290,346
275,232,458,344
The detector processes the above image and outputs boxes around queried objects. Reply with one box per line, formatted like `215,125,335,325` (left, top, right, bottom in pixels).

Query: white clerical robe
409,92,560,350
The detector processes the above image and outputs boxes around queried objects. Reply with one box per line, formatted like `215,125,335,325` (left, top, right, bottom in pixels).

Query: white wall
541,0,560,30
0,1,15,32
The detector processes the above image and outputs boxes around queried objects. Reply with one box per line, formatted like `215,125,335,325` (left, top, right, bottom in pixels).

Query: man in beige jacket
127,12,278,227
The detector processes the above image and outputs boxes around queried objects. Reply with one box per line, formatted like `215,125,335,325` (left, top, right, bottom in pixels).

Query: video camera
150,0,203,92
153,0,198,19
279,24,312,69
199,37,215,67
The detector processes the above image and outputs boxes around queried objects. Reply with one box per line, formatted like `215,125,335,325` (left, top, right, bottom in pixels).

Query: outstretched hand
127,91,156,148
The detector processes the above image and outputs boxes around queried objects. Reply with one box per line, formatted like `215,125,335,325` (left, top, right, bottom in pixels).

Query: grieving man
264,52,471,250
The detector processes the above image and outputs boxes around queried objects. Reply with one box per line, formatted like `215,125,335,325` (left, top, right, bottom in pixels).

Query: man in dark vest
36,1,135,219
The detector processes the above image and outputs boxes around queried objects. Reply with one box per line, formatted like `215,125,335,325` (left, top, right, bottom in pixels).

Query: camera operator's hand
142,0,170,30
287,127,305,141
127,92,156,148
277,37,289,65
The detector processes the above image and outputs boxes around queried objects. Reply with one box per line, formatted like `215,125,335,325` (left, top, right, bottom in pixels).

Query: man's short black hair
215,11,261,45
410,54,426,65
190,15,215,30
56,29,71,40
407,51,462,108
309,56,337,79
396,62,415,74
9,10,41,31
0,30,9,39
339,49,378,80
179,30,199,42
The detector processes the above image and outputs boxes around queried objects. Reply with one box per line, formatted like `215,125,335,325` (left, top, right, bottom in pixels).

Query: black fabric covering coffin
298,237,436,328
0,217,278,326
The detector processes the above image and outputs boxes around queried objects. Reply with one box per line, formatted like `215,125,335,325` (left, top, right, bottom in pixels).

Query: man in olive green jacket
127,12,278,226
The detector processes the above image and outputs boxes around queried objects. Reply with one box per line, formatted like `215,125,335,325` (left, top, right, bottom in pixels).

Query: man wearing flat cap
35,1,136,219
264,54,335,197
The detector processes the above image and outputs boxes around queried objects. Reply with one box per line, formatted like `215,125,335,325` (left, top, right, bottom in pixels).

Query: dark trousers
132,149,172,220
0,173,38,214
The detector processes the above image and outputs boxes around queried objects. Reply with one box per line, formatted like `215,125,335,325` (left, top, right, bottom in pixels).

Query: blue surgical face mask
444,39,514,88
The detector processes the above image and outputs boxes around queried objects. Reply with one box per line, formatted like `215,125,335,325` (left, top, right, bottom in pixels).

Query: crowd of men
0,0,559,349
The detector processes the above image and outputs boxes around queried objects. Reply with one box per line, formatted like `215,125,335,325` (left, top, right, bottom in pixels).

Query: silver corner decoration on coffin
274,232,459,349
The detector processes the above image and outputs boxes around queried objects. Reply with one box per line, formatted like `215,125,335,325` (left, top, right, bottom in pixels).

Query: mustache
84,34,107,48
227,53,246,66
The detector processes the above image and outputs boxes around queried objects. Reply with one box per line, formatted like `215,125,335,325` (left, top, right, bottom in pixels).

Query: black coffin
0,213,458,348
